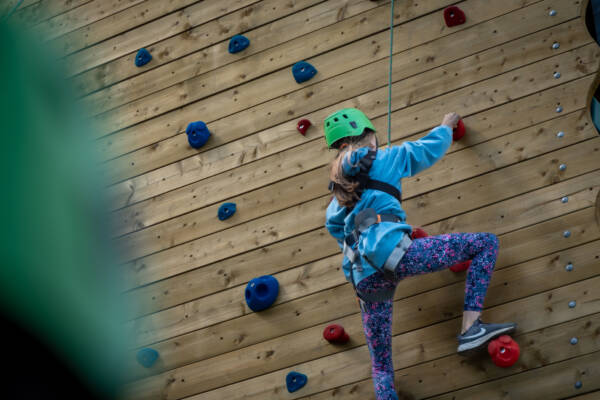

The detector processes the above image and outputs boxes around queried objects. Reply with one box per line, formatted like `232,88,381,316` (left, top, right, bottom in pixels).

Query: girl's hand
442,112,461,129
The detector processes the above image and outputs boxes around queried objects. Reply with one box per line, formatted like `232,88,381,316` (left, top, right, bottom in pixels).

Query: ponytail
328,129,376,209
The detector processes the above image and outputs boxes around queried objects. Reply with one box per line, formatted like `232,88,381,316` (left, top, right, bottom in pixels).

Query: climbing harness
328,149,412,303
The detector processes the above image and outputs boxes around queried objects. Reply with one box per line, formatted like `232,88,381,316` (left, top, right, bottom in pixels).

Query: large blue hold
292,61,317,83
136,348,159,368
218,202,236,220
186,121,211,148
134,48,152,67
286,371,307,393
245,275,279,312
228,34,250,53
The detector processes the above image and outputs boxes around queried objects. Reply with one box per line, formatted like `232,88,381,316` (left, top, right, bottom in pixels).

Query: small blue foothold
186,121,211,148
292,61,317,83
135,48,152,67
245,275,279,312
228,34,250,53
568,300,576,308
218,202,236,220
286,371,307,393
575,381,582,389
136,348,159,368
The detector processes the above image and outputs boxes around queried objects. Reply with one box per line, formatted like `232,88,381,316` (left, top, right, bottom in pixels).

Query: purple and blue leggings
355,232,499,400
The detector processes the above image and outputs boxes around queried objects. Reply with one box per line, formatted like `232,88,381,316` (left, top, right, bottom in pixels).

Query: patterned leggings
355,232,499,400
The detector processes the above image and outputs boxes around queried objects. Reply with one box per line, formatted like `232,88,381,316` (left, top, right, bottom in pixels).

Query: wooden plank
428,352,600,400
126,204,599,351
121,134,600,290
112,78,594,255
306,316,600,400
109,50,599,238
102,13,592,188
124,237,600,382
105,17,589,207
566,391,600,399
123,161,599,319
122,276,600,399
63,0,268,76
73,0,369,99
124,167,600,352
35,0,145,41
128,311,600,399
10,0,91,26
54,0,201,56
95,0,547,150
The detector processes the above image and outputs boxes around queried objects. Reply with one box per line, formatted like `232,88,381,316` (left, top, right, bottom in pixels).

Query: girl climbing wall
324,108,517,400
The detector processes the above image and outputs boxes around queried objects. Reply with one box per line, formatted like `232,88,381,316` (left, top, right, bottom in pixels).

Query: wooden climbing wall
29,0,600,398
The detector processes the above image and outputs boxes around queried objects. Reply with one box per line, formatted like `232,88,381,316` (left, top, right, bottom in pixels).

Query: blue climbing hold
292,61,317,83
136,348,159,368
286,371,307,393
186,121,211,148
135,48,152,67
218,202,236,220
245,275,279,312
228,34,250,54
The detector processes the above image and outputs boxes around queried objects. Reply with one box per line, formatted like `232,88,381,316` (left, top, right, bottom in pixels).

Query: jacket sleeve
389,124,453,178
325,200,345,251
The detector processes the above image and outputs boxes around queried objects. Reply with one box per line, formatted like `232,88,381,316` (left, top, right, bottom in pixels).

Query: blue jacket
325,124,453,285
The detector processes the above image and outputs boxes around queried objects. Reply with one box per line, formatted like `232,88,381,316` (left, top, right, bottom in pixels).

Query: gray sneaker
457,318,517,353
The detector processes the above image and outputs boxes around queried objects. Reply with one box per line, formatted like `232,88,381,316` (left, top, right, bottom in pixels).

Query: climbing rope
387,0,395,148
3,0,23,20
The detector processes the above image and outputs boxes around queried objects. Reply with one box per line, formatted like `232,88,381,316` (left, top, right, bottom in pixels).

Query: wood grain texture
43,0,600,398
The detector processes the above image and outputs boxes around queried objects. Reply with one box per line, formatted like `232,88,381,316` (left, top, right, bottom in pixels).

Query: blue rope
387,0,395,148
3,0,23,20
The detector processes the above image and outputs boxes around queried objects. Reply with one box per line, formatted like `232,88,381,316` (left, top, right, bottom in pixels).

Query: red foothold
453,119,466,141
449,260,471,272
444,6,466,27
488,335,520,367
297,119,311,135
411,227,429,239
323,324,350,344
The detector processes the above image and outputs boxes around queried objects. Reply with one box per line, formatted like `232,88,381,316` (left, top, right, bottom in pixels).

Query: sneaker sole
457,325,516,353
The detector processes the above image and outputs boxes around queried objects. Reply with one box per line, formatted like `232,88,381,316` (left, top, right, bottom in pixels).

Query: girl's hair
329,129,376,209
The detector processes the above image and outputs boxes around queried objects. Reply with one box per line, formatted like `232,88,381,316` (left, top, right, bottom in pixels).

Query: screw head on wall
570,337,578,345
565,263,573,272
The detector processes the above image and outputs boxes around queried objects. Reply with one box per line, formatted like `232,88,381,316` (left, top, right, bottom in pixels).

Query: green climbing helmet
323,108,376,148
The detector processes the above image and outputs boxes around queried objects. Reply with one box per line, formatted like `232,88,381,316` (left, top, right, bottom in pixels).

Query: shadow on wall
586,0,600,134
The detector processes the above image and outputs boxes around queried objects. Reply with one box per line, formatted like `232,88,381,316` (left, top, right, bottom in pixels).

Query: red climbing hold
449,260,471,272
323,324,350,344
297,119,311,135
488,335,520,367
453,119,466,141
444,6,466,27
411,227,428,239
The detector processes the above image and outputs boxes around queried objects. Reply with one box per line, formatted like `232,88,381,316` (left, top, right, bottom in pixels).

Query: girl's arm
325,199,346,250
389,124,453,178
